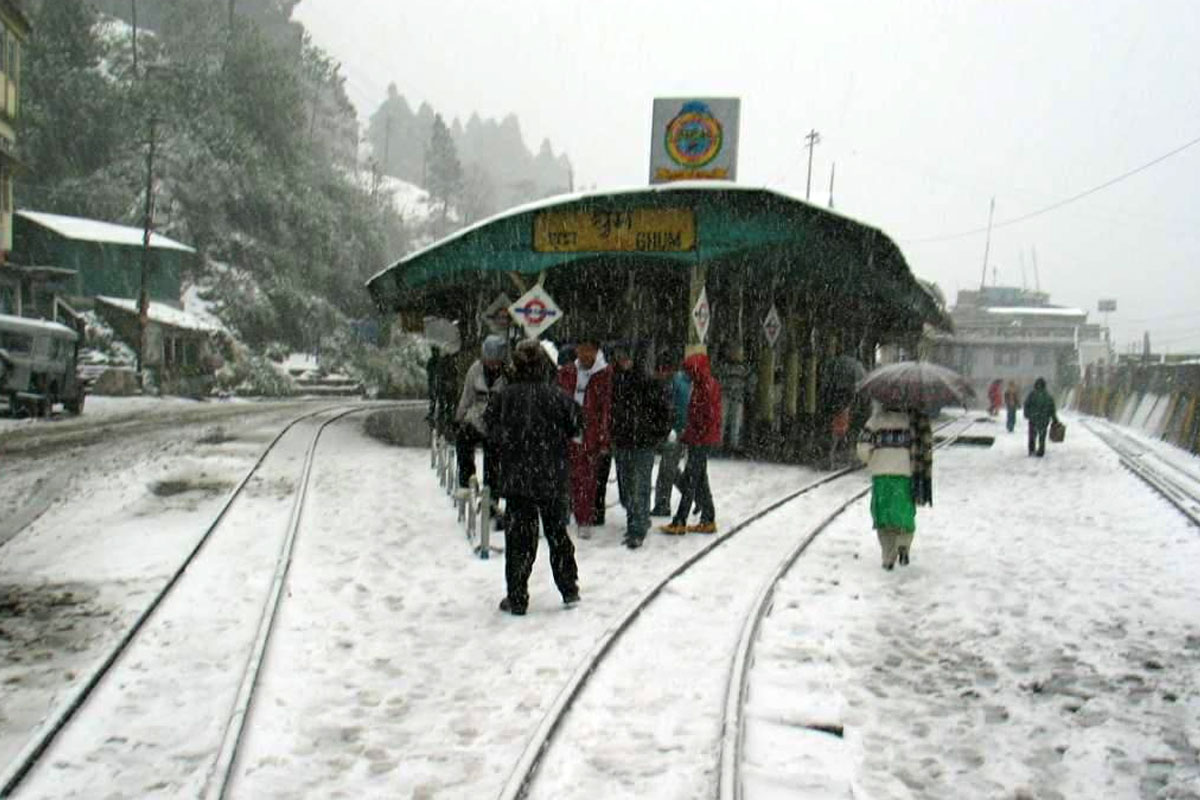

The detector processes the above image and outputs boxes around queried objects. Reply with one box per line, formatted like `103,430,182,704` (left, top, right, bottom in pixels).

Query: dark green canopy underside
366,185,948,333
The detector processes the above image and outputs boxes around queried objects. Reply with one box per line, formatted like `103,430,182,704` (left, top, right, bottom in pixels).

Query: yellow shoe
659,522,688,535
687,522,717,534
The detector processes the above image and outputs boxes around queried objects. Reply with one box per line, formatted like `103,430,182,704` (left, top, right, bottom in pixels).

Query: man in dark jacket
660,351,723,535
611,341,673,549
1023,376,1058,457
486,340,582,615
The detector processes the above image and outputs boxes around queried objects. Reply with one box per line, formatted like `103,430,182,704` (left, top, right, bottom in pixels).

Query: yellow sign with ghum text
533,208,696,253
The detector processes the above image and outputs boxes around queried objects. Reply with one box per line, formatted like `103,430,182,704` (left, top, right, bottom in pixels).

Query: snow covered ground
1,407,1198,798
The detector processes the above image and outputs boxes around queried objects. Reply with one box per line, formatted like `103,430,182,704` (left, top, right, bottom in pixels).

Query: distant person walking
660,351,723,535
454,335,508,502
987,379,1003,416
1023,377,1059,457
557,337,613,536
1003,380,1020,433
611,341,673,549
486,340,581,616
857,406,933,570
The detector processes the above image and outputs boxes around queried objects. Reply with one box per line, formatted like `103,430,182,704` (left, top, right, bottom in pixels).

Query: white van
0,313,86,416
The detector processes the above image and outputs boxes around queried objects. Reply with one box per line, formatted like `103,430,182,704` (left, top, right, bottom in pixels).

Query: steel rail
496,415,978,800
0,402,393,798
1082,418,1200,528
202,403,399,799
716,415,978,800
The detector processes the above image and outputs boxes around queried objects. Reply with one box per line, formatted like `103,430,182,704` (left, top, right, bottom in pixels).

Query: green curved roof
366,183,947,333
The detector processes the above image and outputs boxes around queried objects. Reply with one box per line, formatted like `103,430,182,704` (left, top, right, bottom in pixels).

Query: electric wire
904,132,1200,244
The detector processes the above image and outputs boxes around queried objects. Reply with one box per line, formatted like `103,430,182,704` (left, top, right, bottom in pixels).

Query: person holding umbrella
855,361,967,570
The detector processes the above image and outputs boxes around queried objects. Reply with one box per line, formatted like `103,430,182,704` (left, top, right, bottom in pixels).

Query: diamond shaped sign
508,284,563,337
762,304,782,348
691,286,711,343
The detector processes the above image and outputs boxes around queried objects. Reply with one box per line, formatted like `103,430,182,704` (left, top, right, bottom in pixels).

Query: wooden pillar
755,339,775,425
784,330,801,418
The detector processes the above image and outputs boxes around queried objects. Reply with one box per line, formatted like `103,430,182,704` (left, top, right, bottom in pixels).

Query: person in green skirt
857,405,933,570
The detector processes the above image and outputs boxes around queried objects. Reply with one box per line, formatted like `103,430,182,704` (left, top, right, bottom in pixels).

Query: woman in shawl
857,405,933,570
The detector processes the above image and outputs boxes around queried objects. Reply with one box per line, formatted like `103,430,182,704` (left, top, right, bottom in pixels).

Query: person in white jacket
454,335,508,498
857,405,919,570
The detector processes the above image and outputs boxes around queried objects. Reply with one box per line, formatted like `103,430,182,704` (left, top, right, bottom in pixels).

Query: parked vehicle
0,313,86,417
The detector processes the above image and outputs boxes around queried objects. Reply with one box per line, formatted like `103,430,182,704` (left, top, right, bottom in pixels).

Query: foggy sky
293,0,1200,353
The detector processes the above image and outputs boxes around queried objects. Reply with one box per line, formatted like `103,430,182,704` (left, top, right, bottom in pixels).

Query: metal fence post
478,487,491,559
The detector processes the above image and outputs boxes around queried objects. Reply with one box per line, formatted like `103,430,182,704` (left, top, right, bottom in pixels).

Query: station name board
532,208,696,253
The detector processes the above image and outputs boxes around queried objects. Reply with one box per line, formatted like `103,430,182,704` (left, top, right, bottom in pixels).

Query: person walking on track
611,341,673,549
486,340,582,616
556,337,613,537
857,405,932,570
660,351,723,535
1023,377,1059,457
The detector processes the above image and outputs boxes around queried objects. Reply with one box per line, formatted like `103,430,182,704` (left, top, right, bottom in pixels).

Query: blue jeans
673,445,714,525
615,448,655,540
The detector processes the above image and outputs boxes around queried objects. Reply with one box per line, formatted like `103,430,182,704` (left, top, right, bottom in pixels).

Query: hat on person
481,335,507,361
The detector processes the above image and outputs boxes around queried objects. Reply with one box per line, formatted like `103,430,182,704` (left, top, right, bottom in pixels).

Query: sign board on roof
649,97,740,184
508,285,563,337
532,208,695,253
1098,299,1117,312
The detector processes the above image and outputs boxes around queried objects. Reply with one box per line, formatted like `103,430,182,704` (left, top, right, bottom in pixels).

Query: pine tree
426,113,462,236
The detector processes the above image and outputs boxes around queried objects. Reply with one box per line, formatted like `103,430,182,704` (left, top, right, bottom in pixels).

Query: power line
904,132,1200,244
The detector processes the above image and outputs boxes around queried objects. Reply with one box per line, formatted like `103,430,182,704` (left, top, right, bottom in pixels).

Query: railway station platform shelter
367,183,949,461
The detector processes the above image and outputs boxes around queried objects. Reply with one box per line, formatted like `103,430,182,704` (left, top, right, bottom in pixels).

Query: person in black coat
485,340,583,615
611,341,673,548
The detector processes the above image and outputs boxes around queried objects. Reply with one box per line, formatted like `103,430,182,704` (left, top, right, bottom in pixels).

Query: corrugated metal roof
17,211,196,254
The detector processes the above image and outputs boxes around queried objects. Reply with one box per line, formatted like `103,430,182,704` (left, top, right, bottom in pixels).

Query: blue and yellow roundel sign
664,101,723,168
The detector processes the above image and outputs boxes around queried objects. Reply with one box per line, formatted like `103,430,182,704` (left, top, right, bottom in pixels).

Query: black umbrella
856,361,974,411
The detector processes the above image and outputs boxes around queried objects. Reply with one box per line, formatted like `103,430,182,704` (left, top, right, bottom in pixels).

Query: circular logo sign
521,299,549,325
665,101,723,168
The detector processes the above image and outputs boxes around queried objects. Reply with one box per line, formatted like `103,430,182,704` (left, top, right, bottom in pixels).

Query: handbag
1049,419,1066,443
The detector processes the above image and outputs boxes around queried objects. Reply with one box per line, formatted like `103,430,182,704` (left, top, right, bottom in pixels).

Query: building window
993,348,1020,367
1034,349,1053,366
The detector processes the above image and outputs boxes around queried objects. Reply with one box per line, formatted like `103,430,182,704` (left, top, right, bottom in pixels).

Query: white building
930,286,1112,401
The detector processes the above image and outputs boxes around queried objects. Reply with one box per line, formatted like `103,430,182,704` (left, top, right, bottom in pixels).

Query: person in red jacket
660,351,722,534
556,337,613,535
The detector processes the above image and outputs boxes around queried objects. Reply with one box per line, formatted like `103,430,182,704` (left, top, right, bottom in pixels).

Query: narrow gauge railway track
717,416,980,800
1082,418,1200,527
0,399,322,458
500,415,981,800
0,402,416,799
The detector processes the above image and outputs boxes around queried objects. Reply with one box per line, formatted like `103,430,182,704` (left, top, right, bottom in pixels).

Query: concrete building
929,286,1112,401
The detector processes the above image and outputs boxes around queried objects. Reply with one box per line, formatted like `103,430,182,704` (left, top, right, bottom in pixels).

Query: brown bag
1049,419,1066,443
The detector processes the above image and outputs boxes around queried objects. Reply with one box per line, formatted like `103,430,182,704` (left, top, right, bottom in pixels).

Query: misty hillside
13,0,571,394
367,84,573,224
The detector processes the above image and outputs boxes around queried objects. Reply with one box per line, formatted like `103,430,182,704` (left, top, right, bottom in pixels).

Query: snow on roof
17,210,196,254
95,296,222,333
985,306,1087,318
368,181,870,285
0,313,78,340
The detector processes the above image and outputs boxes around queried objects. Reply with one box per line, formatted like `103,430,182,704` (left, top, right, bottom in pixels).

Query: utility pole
229,0,237,29
803,129,821,201
137,116,157,384
979,197,995,289
1032,246,1041,291
828,162,836,209
130,0,138,75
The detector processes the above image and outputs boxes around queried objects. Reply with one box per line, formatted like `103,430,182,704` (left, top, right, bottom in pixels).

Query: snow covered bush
214,354,296,398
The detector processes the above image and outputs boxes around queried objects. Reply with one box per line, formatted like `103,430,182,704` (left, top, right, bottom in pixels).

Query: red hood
683,353,710,379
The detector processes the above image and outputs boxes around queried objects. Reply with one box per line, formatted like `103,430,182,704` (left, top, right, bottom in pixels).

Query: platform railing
432,430,498,559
